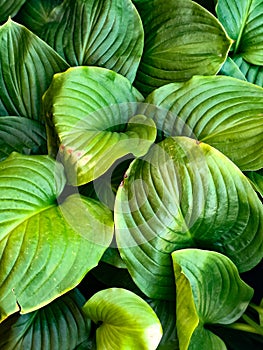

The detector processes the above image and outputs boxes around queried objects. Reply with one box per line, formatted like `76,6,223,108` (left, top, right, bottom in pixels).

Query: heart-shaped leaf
216,0,263,64
0,153,114,322
145,75,263,171
30,0,144,82
0,116,47,161
172,248,254,350
0,289,90,350
83,288,163,350
115,136,263,299
134,0,232,95
43,66,156,186
0,19,69,119
0,0,26,23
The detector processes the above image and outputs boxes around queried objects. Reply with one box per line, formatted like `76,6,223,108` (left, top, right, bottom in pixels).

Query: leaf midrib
234,0,253,54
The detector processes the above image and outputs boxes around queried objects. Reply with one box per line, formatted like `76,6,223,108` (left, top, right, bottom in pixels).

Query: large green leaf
0,153,114,322
0,0,26,23
0,116,47,161
83,288,163,350
233,54,263,87
0,289,90,350
172,249,254,350
216,0,263,64
115,136,263,299
0,19,69,119
29,0,144,82
134,0,232,95
145,75,263,171
15,0,63,34
43,66,156,186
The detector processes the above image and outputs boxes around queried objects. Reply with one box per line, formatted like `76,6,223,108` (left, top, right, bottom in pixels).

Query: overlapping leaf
246,170,263,197
0,153,114,322
134,0,232,95
43,66,156,186
216,0,263,64
30,0,144,82
233,54,263,87
173,249,254,350
145,75,263,170
83,288,163,350
0,116,47,161
115,136,263,299
0,0,26,23
0,289,90,350
0,19,69,119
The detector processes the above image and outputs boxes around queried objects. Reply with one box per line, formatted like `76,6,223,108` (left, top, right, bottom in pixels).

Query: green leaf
0,289,90,350
0,0,26,23
0,116,47,161
15,0,63,34
232,54,263,87
43,66,156,186
115,136,263,299
83,288,163,350
145,75,263,171
35,0,144,82
134,0,232,95
0,19,69,119
172,249,254,350
0,153,114,322
246,170,263,198
216,0,263,64
219,56,247,80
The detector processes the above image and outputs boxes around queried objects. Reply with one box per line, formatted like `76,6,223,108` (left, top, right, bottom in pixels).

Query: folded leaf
216,0,263,64
0,19,69,119
134,0,232,94
0,289,90,350
0,0,26,22
172,249,254,350
146,75,263,170
33,0,144,82
83,288,163,350
115,136,263,299
0,153,114,322
0,116,47,161
43,66,156,186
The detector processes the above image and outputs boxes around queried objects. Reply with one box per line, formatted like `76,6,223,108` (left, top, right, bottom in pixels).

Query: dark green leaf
0,0,26,23
115,136,263,299
0,116,47,161
219,56,247,80
246,170,263,198
0,289,90,350
0,19,69,119
173,249,254,350
134,0,232,95
233,54,263,87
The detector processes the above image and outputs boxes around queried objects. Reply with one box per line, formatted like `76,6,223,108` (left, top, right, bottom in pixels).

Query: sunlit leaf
0,153,114,322
43,66,156,186
134,0,232,94
145,75,263,170
83,288,163,350
0,289,90,350
0,19,69,119
115,136,263,299
172,248,254,350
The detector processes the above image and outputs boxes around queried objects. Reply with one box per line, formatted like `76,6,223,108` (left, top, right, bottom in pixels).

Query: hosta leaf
145,75,263,170
216,0,263,64
36,0,143,82
0,116,47,161
115,136,263,299
219,57,247,80
233,54,263,87
0,0,26,23
0,153,114,322
134,0,232,95
83,288,163,350
43,66,156,186
246,170,263,197
172,249,254,350
0,289,90,350
0,19,69,119
15,0,63,34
